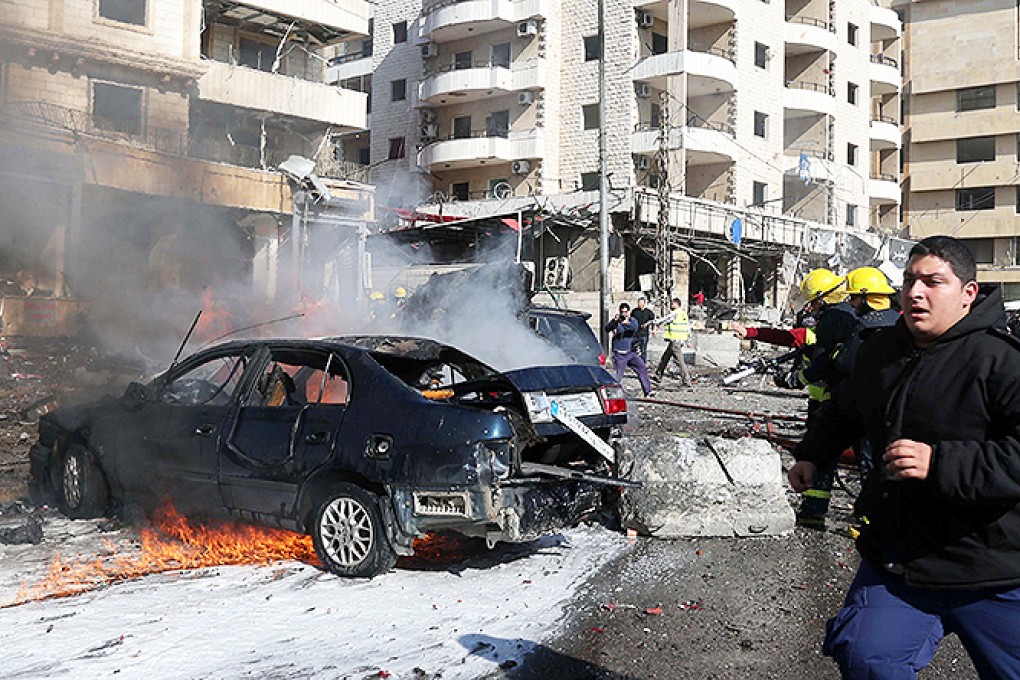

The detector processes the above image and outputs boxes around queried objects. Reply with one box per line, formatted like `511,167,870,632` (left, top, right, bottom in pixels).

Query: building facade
895,0,1020,297
328,0,902,310
0,0,373,343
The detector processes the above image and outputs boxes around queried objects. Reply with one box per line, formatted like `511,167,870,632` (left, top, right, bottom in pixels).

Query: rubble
617,435,796,538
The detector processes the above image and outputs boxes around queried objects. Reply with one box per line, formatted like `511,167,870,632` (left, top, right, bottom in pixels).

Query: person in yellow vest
652,297,693,387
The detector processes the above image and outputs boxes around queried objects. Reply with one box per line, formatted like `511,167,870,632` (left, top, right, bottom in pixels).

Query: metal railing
329,45,373,65
423,58,514,78
785,15,833,32
870,54,898,68
786,146,833,161
871,114,898,125
633,117,735,136
871,172,897,182
5,100,369,182
785,80,834,95
445,127,511,140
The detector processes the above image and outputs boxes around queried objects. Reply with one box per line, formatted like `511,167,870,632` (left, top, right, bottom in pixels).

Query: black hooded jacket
796,286,1020,589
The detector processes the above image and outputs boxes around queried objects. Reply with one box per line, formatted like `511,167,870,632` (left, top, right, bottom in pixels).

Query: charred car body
30,336,630,577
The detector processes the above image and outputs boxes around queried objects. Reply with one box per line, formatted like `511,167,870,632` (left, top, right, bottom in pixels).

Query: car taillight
599,384,627,415
598,353,607,367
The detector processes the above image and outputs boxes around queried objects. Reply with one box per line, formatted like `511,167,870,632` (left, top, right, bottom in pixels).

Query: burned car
29,336,630,577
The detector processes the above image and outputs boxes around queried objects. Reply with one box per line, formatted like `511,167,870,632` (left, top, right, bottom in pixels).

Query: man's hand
731,322,748,339
883,439,932,480
788,461,817,492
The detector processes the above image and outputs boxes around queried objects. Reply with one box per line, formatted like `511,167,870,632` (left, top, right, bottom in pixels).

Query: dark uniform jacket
801,301,859,389
796,286,1020,589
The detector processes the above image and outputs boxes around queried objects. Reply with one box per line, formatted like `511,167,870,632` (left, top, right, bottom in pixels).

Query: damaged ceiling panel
205,0,359,46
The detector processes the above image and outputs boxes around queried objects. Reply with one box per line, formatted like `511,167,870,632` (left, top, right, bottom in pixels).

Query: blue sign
730,217,742,246
799,153,811,185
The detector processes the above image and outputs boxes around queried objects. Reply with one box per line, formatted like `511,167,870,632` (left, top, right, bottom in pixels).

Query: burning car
29,336,630,577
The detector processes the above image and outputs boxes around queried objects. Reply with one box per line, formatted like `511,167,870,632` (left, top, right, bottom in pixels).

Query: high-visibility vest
663,310,689,341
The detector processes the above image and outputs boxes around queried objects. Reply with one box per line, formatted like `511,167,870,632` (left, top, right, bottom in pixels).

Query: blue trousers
611,350,652,396
824,560,1020,679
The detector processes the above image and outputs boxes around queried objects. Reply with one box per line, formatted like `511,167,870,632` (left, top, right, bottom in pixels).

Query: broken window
162,353,248,406
248,352,350,408
98,0,146,26
238,36,276,72
92,82,142,135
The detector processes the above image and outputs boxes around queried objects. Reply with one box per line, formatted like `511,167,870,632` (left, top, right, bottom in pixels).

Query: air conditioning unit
517,91,535,105
634,155,651,170
420,108,438,123
422,123,439,139
635,83,652,98
636,11,654,28
421,42,438,58
511,160,531,175
544,256,570,289
516,19,538,37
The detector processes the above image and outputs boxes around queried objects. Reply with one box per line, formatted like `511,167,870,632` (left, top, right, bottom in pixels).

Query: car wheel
312,484,397,578
57,443,109,519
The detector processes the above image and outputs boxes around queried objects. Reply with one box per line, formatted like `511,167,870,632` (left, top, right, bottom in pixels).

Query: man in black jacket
790,236,1020,678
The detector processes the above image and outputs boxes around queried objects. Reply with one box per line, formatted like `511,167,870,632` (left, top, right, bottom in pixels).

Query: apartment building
0,0,372,340
895,0,1020,298
328,0,902,307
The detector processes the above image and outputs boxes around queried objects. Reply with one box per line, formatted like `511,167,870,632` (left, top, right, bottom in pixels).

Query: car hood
497,364,616,392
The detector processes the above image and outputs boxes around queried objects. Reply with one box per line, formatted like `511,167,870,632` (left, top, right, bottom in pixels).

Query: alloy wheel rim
319,497,373,567
63,454,82,507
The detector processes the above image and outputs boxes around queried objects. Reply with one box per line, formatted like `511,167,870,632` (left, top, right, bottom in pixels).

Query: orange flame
8,504,318,607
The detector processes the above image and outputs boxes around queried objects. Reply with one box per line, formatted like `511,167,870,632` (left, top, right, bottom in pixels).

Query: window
965,238,995,264
753,111,768,138
956,187,996,211
956,136,996,163
1017,186,1020,214
451,182,470,201
847,143,858,166
487,178,510,198
752,181,767,207
487,109,510,137
92,82,142,135
754,42,769,69
846,204,857,227
651,33,668,55
582,104,600,130
392,21,407,44
98,0,146,26
454,51,472,70
847,23,859,46
491,42,511,68
650,102,661,128
958,85,996,112
239,37,275,71
357,147,370,165
161,352,248,406
583,35,600,62
581,172,600,191
452,115,471,139
391,78,406,102
847,82,859,105
387,137,405,160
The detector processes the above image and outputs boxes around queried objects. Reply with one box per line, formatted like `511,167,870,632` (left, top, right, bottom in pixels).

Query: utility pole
654,90,671,312
597,0,610,344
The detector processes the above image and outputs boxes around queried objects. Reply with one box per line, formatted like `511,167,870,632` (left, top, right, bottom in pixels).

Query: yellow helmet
394,286,408,299
800,268,846,304
369,291,385,301
845,267,895,296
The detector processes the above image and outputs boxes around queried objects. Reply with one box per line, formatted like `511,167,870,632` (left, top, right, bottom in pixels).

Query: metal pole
598,0,610,345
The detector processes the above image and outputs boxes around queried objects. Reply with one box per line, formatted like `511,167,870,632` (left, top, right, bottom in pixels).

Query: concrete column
666,0,688,195
724,254,742,303
671,249,690,309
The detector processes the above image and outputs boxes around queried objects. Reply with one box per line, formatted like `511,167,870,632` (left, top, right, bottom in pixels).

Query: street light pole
598,0,610,344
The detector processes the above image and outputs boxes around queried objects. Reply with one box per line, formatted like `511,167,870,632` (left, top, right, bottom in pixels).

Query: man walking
790,236,1020,678
653,297,693,387
604,302,654,397
631,296,656,362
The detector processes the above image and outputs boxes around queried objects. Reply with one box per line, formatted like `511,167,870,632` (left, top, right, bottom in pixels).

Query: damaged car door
218,346,348,522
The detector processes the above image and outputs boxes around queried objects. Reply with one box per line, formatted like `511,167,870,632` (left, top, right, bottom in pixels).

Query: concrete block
617,435,795,538
692,331,740,369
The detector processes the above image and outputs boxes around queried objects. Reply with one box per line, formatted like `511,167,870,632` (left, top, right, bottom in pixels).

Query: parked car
30,336,630,577
525,306,606,368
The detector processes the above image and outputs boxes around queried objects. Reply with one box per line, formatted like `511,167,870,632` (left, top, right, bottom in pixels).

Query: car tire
312,484,397,578
57,443,109,519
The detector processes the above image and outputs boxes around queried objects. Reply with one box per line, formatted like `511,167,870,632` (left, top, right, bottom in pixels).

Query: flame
8,504,318,607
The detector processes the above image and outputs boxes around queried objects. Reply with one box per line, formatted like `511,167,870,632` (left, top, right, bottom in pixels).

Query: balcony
784,16,837,55
327,45,373,81
631,120,736,165
783,148,832,183
870,54,900,95
784,80,835,117
690,0,737,28
631,49,738,94
869,173,900,205
208,0,370,46
417,128,542,170
870,4,901,41
419,58,546,105
420,0,547,43
869,116,900,150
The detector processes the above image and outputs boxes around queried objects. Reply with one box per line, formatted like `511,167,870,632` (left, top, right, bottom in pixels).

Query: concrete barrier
617,435,796,538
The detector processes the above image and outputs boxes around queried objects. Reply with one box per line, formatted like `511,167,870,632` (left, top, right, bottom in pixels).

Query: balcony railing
871,114,897,125
786,146,833,161
871,172,897,182
785,15,834,32
785,80,834,95
690,45,736,64
329,44,373,65
434,127,511,142
423,59,513,77
5,101,368,182
870,54,898,68
634,117,734,135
